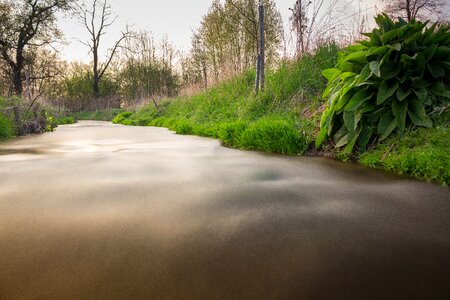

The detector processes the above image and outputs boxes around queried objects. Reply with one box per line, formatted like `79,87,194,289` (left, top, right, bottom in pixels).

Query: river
0,121,449,299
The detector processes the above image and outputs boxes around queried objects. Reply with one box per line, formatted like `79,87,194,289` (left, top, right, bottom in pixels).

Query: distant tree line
0,0,447,111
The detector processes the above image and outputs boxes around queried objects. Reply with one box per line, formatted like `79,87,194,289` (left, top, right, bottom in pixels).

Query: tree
290,0,309,56
187,0,283,86
0,0,72,96
383,0,446,22
78,0,128,98
289,0,360,55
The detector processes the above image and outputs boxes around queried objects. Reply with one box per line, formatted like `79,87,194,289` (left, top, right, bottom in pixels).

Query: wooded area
0,0,447,111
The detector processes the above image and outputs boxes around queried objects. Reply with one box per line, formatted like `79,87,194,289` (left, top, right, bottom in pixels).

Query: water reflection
0,121,449,299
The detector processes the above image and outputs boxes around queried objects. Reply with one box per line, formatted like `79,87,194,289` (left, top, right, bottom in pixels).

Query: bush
0,114,15,139
317,15,450,154
112,111,133,124
57,116,76,125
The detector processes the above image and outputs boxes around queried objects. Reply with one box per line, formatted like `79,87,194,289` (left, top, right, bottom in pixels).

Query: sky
57,0,385,63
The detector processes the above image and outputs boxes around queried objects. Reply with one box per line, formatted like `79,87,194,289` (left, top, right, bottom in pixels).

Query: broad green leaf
370,61,381,77
345,51,368,63
339,72,357,80
417,53,426,70
323,79,340,98
322,68,341,81
358,64,372,83
343,110,356,133
423,44,437,62
392,99,407,132
400,53,418,65
378,111,397,141
404,31,422,46
408,100,433,128
388,43,402,51
396,72,408,84
347,45,368,52
377,80,399,105
378,111,395,135
379,52,401,79
357,125,373,149
336,93,352,113
367,46,389,57
397,86,411,101
360,102,376,114
315,125,328,149
414,88,428,102
427,61,445,78
343,127,362,154
335,134,349,148
345,90,373,112
380,63,401,80
381,28,401,44
333,125,347,144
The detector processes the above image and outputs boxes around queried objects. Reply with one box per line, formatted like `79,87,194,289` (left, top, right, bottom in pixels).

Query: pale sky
57,0,385,62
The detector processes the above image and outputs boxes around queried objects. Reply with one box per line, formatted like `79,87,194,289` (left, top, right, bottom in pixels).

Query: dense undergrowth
0,97,75,139
114,44,339,154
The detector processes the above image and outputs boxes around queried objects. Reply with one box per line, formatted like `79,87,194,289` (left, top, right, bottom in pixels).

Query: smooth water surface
0,121,449,299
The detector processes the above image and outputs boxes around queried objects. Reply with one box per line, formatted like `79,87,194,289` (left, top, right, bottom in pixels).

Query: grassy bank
114,44,338,155
359,125,449,184
113,44,449,185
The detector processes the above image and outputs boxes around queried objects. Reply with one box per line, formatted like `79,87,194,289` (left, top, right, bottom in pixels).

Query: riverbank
111,44,449,185
0,97,75,140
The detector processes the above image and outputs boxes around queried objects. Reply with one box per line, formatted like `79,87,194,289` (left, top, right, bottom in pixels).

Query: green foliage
218,120,248,146
0,113,15,140
56,116,75,125
239,116,312,154
114,44,338,155
45,112,56,132
359,126,450,185
317,15,450,153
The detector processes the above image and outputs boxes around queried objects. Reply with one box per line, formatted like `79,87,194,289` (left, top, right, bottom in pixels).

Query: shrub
57,116,76,125
112,111,133,124
0,114,15,139
317,15,450,154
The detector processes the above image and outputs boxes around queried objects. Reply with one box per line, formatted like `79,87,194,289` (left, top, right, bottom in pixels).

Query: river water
0,121,449,299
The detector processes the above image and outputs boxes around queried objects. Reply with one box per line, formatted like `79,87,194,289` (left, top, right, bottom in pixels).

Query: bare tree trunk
93,51,100,98
406,0,412,21
255,54,260,93
259,3,265,91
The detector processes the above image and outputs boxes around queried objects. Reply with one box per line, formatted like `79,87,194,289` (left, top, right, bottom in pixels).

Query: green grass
359,126,450,185
114,44,339,155
72,109,125,121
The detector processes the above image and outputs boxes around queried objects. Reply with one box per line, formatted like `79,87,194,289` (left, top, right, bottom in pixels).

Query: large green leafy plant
316,14,450,153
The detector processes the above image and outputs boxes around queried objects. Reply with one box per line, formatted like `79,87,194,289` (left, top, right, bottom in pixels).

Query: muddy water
0,121,449,299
